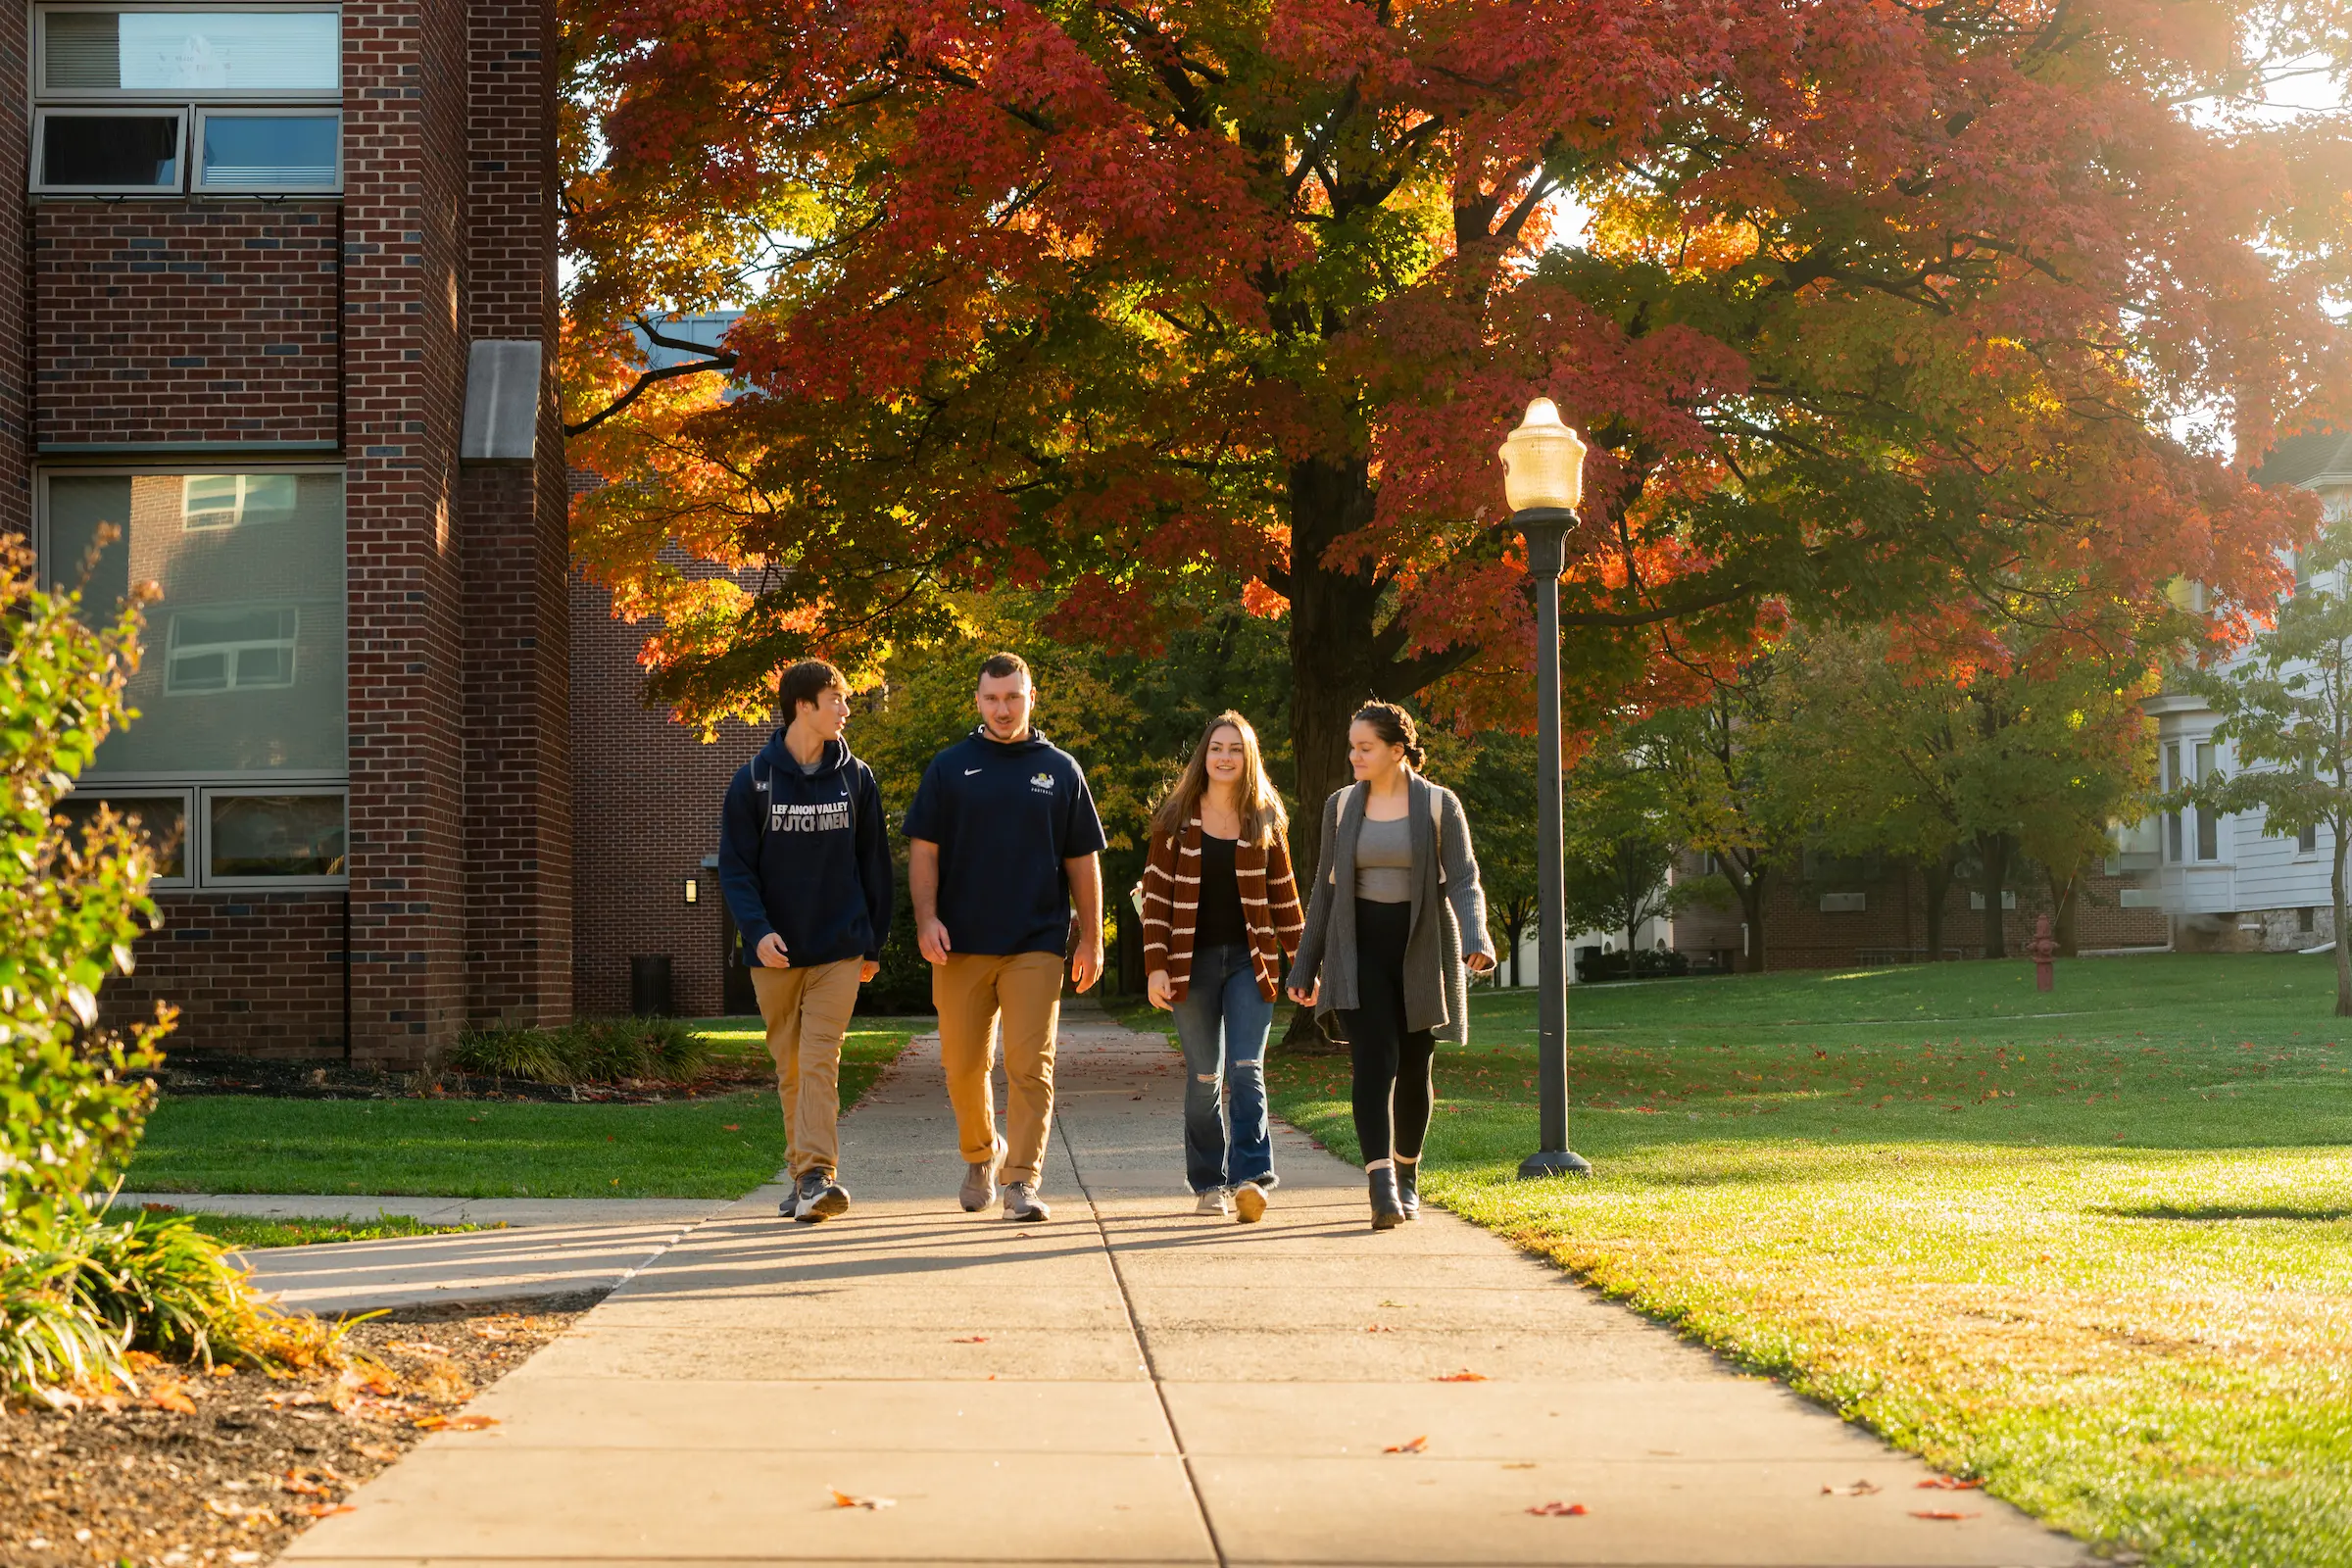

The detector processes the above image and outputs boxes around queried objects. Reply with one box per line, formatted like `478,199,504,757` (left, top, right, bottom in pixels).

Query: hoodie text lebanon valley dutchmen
717,733,894,967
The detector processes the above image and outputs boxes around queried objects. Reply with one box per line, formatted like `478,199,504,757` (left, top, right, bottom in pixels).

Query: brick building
29,0,572,1065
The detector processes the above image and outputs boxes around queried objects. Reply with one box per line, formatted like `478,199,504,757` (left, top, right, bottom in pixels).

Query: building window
166,605,298,694
2300,906,2317,933
2165,743,2183,862
31,7,340,197
2299,823,2319,855
2166,741,2221,863
52,791,190,886
2195,742,2219,860
40,467,346,888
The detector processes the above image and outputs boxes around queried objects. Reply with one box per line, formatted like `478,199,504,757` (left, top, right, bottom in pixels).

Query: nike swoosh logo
964,768,983,775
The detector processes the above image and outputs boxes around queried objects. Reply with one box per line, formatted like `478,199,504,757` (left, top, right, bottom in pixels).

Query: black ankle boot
1395,1160,1420,1219
1368,1168,1404,1231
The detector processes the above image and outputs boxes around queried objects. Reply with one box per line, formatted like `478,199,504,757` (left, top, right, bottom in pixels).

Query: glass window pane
199,113,336,190
55,794,186,880
47,11,341,93
40,113,179,188
209,793,344,879
47,471,345,775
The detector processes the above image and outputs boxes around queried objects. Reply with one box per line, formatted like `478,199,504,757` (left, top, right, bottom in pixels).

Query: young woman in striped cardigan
1141,711,1304,1222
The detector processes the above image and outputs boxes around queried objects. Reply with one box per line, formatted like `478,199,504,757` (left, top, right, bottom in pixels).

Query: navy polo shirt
902,728,1107,957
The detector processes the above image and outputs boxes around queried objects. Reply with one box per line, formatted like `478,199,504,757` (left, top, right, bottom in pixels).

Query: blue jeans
1171,943,1276,1193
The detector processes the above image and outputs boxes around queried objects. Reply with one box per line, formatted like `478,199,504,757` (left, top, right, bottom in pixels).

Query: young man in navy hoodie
904,652,1106,1222
719,660,893,1223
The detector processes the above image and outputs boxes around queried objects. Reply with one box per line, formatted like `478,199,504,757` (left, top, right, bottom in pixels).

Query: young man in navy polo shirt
904,652,1106,1222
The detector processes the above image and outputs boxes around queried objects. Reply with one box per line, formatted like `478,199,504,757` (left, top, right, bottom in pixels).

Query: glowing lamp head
1499,398,1587,513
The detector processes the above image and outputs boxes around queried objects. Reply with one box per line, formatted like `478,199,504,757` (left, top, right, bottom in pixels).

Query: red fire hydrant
2028,913,2058,993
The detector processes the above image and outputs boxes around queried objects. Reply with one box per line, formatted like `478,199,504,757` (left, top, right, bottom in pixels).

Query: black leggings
1344,899,1436,1165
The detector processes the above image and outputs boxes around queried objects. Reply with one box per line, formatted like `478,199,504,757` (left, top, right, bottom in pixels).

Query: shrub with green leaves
449,1014,710,1085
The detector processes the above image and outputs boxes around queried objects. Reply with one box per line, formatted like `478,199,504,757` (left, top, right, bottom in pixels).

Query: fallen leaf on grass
148,1383,198,1413
266,1391,325,1408
211,1363,239,1378
383,1341,449,1356
413,1413,498,1432
472,1325,511,1341
1384,1435,1429,1453
721,1124,741,1131
298,1504,357,1519
1433,1370,1487,1382
354,1444,401,1461
279,1470,332,1496
205,1500,274,1522
950,1335,989,1343
1918,1477,1983,1491
1822,1480,1882,1496
830,1490,897,1510
1526,1501,1588,1517
1911,1510,1979,1521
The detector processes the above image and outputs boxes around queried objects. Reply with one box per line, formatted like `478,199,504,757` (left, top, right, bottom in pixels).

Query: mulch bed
137,1055,766,1104
0,1293,596,1568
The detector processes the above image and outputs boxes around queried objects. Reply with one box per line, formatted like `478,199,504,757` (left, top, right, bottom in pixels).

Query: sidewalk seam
1056,1102,1229,1568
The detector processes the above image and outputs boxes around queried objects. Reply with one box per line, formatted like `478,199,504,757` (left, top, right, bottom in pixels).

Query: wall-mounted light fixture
683,877,699,906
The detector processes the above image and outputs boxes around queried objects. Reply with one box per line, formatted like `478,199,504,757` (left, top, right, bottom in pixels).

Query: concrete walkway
283,1007,2084,1567
115,1193,729,1227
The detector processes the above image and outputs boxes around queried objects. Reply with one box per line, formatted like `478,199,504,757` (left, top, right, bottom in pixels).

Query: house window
31,7,340,197
2299,823,2319,855
2195,742,2219,860
41,467,346,887
166,605,298,694
2165,743,2184,862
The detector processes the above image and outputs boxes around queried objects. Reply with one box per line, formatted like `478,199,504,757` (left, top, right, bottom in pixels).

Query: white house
2144,429,2352,952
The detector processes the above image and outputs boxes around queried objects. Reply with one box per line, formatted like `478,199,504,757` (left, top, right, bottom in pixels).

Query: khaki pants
934,951,1064,1188
750,958,862,1180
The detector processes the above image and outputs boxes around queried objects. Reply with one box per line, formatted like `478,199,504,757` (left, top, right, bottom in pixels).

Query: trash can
629,955,675,1017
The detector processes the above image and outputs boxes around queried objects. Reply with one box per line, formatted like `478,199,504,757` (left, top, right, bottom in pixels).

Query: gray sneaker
789,1170,850,1223
1195,1188,1232,1216
1003,1181,1051,1222
960,1134,1006,1212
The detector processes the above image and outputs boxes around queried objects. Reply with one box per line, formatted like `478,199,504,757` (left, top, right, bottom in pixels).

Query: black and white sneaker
787,1170,851,1223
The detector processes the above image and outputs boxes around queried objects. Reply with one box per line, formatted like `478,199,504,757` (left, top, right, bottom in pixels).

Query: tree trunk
1734,867,1768,973
1976,831,2011,959
1281,456,1386,1050
1921,855,1952,961
2047,859,2082,957
2333,822,2350,1017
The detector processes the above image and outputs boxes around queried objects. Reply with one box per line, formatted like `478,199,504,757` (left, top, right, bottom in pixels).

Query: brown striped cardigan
1140,816,1305,1003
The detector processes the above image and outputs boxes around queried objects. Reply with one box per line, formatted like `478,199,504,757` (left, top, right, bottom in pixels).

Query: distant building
2142,429,2352,953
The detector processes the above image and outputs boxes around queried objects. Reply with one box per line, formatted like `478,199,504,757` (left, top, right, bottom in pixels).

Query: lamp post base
1516,1149,1594,1179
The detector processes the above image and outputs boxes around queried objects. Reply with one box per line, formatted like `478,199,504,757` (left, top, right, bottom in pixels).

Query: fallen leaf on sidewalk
1501,1462,1537,1470
1822,1480,1881,1496
1384,1435,1429,1454
1526,1501,1588,1517
1433,1370,1487,1382
1911,1510,1979,1521
297,1504,357,1519
1363,1324,1394,1334
830,1490,897,1510
355,1444,400,1461
148,1383,197,1413
1917,1477,1983,1491
413,1413,498,1432
951,1335,989,1343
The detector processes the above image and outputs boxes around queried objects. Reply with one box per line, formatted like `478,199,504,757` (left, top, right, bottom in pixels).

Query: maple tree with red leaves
561,0,2345,859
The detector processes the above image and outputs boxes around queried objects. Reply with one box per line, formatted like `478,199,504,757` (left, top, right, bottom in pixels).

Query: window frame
190,104,342,195
55,787,196,888
200,783,347,889
164,602,301,696
29,104,187,194
33,4,342,102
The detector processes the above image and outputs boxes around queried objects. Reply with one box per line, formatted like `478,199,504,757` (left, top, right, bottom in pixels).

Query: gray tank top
1353,812,1413,904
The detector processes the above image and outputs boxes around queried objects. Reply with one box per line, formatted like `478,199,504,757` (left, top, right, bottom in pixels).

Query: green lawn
172,1210,478,1250
125,1021,922,1200
1256,956,2352,1568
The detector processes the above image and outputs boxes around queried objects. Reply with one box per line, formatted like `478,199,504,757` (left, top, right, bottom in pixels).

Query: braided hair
1350,701,1425,768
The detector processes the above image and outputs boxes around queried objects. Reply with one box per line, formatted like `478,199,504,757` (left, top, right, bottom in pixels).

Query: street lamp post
1500,398,1594,1179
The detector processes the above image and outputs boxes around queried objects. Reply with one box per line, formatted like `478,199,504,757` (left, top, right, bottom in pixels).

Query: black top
901,728,1108,956
1195,831,1248,950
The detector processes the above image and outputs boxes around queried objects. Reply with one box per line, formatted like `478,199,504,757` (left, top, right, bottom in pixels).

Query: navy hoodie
902,727,1106,957
718,733,893,967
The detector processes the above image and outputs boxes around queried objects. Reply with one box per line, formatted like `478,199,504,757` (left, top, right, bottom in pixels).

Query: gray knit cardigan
1285,774,1494,1045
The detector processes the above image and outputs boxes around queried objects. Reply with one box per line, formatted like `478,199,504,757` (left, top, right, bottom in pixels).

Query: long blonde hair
1150,710,1289,848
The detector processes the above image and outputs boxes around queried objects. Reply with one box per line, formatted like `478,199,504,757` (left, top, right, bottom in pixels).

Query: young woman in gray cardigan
1286,703,1496,1229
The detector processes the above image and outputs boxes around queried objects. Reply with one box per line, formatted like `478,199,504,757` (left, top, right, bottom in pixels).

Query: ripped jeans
1171,942,1276,1193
